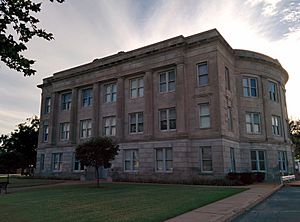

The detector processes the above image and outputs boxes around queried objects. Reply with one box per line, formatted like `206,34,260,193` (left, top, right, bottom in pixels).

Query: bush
227,172,265,185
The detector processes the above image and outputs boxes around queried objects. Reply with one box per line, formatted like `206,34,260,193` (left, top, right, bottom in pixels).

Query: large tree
290,120,300,159
0,0,64,76
76,137,119,187
0,116,39,174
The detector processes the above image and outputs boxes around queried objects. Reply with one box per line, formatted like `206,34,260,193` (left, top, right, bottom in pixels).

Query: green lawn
0,182,246,222
0,176,63,188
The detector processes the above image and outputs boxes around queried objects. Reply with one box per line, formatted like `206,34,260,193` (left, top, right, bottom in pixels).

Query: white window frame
103,116,116,136
159,108,176,131
268,81,278,102
124,149,139,172
272,115,281,136
129,112,143,134
60,122,70,141
246,112,261,134
130,77,144,98
199,103,210,128
159,69,176,93
243,77,258,97
197,62,208,86
82,88,93,107
278,151,288,172
251,150,266,172
52,153,62,172
199,146,213,173
61,92,72,110
155,148,173,172
104,83,117,103
45,97,51,114
43,120,49,142
80,119,92,139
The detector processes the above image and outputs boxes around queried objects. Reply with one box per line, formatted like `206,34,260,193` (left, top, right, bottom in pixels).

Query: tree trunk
95,166,100,187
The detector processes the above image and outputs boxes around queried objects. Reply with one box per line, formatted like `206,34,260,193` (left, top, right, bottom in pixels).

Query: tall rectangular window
159,70,176,93
60,122,70,140
52,153,62,172
227,106,233,131
73,153,84,171
80,119,92,139
199,146,213,172
243,77,258,97
130,77,144,98
225,67,230,90
43,120,49,142
159,108,176,131
103,116,116,136
251,150,266,172
45,97,51,114
197,62,208,86
129,112,143,134
268,81,278,102
40,154,45,171
246,112,261,134
230,148,236,172
61,92,72,110
155,148,173,172
124,149,139,172
82,88,93,107
199,103,210,128
278,151,288,172
104,83,117,103
272,115,281,136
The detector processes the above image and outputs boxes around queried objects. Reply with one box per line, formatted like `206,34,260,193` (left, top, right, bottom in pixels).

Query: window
82,88,93,107
278,151,288,172
103,116,116,136
246,113,261,134
40,154,45,171
225,67,230,90
159,108,176,131
199,146,213,172
156,148,173,172
251,150,266,171
80,119,92,139
130,77,144,98
230,148,236,172
60,122,70,140
104,83,117,103
45,97,51,114
243,77,258,97
199,103,210,128
159,70,176,92
129,112,143,134
43,120,49,142
197,62,208,86
52,153,62,172
227,106,233,131
272,116,281,136
124,149,139,172
268,81,278,102
61,92,72,110
73,153,84,171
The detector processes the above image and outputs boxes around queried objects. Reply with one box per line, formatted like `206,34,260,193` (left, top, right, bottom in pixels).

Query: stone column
116,78,125,140
176,63,187,135
144,70,154,139
50,92,59,145
93,83,100,137
70,88,78,144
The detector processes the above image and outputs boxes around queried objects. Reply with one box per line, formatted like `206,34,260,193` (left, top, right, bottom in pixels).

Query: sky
0,0,300,135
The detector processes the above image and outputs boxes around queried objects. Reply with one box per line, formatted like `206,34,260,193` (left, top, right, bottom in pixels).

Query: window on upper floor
129,112,143,134
80,119,92,139
104,83,117,103
155,148,173,172
60,122,70,141
199,146,213,173
278,151,288,172
159,70,176,93
272,115,282,136
251,150,266,172
43,120,49,142
246,112,261,134
130,77,144,98
225,67,230,90
199,103,210,128
268,81,278,102
124,149,139,172
197,62,208,86
243,77,258,97
103,116,116,136
159,108,176,131
44,97,51,114
227,106,233,131
82,88,93,107
61,92,72,111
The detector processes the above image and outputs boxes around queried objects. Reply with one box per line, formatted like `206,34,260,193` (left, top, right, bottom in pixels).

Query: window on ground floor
199,146,213,173
155,148,173,172
230,147,236,172
52,153,63,172
278,151,288,172
124,149,139,172
251,150,266,172
40,154,45,171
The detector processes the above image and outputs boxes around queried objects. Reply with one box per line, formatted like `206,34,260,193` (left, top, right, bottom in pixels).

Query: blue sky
0,0,300,134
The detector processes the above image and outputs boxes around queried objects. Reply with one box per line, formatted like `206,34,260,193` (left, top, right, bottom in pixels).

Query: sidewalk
165,183,282,222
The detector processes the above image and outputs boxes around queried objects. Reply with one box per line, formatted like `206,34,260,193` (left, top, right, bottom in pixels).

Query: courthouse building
36,29,293,182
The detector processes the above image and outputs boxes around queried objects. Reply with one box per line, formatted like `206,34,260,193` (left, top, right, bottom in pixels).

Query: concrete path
165,183,282,222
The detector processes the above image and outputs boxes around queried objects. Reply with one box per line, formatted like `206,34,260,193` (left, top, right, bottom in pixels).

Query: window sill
155,170,173,173
199,171,213,175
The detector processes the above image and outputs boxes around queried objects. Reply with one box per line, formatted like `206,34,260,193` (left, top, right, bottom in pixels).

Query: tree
0,116,39,174
0,0,64,76
289,119,300,159
76,137,119,187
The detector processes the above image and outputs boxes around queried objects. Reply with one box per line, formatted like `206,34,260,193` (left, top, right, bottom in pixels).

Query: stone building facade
36,29,293,182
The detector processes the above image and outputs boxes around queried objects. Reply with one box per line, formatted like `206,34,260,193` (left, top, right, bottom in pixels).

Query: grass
0,182,246,222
